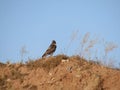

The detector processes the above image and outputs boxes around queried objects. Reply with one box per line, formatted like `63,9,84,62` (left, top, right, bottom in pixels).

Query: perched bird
42,40,57,58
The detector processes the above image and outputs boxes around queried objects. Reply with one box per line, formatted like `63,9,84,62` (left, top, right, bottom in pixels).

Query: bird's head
52,40,56,44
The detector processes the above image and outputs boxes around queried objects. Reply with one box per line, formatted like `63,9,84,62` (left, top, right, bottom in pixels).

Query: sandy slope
0,55,120,90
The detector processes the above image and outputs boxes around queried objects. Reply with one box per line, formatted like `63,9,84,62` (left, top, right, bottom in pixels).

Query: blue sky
0,0,120,66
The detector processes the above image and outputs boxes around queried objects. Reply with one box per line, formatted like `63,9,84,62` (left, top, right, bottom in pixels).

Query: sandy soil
0,55,120,90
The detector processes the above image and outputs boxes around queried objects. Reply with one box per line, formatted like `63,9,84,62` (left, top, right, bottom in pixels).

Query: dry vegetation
66,31,118,67
26,55,68,72
0,32,119,90
0,55,120,90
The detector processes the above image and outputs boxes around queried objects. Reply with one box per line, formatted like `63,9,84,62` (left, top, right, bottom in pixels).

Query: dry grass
65,30,79,54
0,55,120,90
105,42,118,55
0,31,119,89
26,54,69,72
67,31,118,68
68,32,99,63
0,63,25,89
101,41,118,67
0,62,6,67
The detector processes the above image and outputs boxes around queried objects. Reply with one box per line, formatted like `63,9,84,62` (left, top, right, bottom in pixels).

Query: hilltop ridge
0,55,120,90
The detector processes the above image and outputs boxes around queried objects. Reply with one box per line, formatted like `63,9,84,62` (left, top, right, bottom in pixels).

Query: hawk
42,40,57,58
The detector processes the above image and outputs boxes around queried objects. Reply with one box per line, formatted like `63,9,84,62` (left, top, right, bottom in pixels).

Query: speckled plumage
42,40,56,58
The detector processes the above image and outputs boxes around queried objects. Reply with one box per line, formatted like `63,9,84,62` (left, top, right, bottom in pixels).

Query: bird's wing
42,41,56,58
45,44,56,54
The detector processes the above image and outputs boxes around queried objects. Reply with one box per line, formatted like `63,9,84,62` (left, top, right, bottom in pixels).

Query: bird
42,40,57,58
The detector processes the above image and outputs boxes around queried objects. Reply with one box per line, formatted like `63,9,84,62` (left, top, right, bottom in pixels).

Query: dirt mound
0,55,120,90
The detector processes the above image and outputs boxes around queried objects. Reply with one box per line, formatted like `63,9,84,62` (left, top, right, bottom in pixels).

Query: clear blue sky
0,0,120,66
